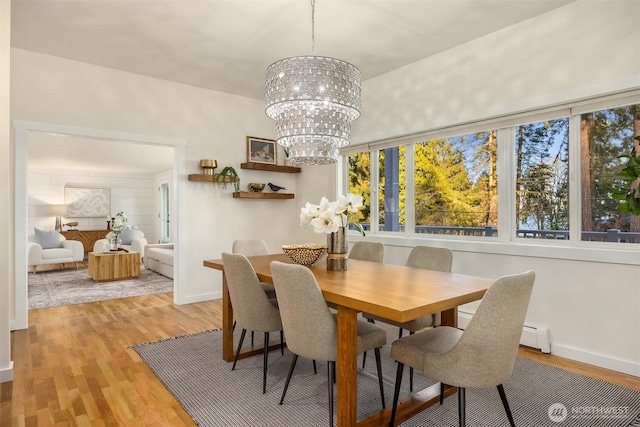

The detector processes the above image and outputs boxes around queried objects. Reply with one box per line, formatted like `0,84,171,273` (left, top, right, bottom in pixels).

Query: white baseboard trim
459,311,639,377
177,291,221,305
10,318,27,331
0,362,13,383
551,343,640,377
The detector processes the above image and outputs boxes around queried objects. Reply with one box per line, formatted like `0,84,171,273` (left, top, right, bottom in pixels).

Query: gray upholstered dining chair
388,270,536,427
232,239,270,257
232,239,274,298
348,241,384,370
365,245,453,390
232,239,276,345
221,252,284,394
270,261,387,427
349,241,384,263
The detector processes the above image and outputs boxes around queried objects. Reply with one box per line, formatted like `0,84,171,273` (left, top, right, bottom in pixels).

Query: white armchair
27,231,84,272
93,228,148,257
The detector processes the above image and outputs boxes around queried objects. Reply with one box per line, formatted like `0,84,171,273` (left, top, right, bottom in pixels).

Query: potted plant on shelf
215,166,240,192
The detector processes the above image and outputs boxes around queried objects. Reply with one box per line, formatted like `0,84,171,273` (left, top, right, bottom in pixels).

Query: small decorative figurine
268,182,286,192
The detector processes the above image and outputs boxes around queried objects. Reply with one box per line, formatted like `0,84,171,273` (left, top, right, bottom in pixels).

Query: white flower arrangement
300,193,366,236
111,211,128,235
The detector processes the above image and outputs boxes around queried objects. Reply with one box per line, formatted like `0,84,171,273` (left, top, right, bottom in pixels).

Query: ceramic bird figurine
268,182,286,192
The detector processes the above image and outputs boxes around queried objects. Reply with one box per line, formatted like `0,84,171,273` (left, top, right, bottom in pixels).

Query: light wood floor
2,293,639,426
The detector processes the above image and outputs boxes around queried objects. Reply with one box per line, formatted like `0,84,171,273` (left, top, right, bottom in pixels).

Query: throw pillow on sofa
120,227,134,245
34,228,60,249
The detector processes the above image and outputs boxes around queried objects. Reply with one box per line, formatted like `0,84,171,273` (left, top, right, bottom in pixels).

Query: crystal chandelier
265,0,361,165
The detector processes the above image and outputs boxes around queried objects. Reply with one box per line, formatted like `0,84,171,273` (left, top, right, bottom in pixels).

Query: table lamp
49,204,67,232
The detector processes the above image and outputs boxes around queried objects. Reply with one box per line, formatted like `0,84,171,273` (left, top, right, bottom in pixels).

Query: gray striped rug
131,328,640,427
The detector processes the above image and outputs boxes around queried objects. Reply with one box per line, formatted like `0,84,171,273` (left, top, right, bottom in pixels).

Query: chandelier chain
265,0,361,165
311,0,315,55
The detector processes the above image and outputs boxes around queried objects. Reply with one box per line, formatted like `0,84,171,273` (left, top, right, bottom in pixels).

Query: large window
580,105,639,243
414,131,498,237
344,96,639,245
347,151,372,232
515,118,569,239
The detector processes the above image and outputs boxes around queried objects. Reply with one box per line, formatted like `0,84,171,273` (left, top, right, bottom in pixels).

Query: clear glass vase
326,226,348,271
110,234,122,250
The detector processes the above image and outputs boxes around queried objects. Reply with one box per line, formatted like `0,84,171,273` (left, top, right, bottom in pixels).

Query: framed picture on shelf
247,136,277,165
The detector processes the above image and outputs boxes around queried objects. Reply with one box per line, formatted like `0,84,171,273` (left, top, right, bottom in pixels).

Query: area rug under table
28,266,173,309
131,328,640,427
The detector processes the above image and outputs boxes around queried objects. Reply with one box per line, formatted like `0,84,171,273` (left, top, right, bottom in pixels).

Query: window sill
349,233,640,266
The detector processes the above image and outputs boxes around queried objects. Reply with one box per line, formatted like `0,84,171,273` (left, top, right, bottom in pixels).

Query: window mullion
405,143,415,235
497,128,514,242
371,149,379,235
568,115,582,244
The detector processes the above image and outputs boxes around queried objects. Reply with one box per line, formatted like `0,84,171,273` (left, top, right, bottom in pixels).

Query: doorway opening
13,120,186,330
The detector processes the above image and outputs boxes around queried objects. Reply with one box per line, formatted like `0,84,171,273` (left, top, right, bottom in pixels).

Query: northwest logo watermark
548,403,629,423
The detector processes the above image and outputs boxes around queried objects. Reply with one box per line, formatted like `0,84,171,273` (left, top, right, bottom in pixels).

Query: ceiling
12,0,574,173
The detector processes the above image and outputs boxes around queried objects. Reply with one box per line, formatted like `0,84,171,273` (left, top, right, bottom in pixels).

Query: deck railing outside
355,224,640,243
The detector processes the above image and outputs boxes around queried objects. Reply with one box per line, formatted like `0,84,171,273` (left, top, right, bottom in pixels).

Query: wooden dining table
204,253,494,427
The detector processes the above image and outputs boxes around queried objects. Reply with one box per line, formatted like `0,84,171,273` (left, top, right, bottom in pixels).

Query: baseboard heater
457,310,551,353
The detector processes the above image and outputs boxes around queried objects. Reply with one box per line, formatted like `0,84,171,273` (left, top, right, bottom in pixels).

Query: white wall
352,0,640,144
27,168,158,245
0,0,14,383
343,1,640,376
10,48,308,312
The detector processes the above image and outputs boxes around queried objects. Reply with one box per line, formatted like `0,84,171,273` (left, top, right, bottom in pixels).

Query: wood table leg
222,273,235,362
336,305,358,427
440,307,458,327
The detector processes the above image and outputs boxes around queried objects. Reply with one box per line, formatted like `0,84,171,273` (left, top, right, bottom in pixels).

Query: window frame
340,90,640,265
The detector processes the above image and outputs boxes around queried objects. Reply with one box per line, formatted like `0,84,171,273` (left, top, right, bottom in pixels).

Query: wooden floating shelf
188,174,239,183
240,163,301,173
233,192,295,200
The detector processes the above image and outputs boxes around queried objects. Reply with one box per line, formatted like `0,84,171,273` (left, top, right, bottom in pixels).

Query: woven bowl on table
282,244,327,266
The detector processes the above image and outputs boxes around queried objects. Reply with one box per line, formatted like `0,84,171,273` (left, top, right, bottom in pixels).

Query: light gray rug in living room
132,328,640,427
28,266,173,309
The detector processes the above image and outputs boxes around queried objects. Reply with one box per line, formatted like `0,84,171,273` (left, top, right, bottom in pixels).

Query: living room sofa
93,228,148,258
27,229,84,272
143,243,174,279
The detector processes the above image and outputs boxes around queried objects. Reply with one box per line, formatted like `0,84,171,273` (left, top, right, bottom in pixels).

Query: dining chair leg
374,348,385,408
458,387,466,427
262,332,270,394
313,360,317,374
362,318,375,370
333,362,336,384
232,320,236,331
280,330,284,355
409,331,414,392
327,361,335,427
232,329,247,370
439,382,445,405
251,331,255,346
398,328,403,339
389,362,404,427
497,384,516,427
279,354,298,404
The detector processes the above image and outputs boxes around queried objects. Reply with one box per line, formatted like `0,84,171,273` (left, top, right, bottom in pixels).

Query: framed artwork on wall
65,187,111,217
246,136,277,165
